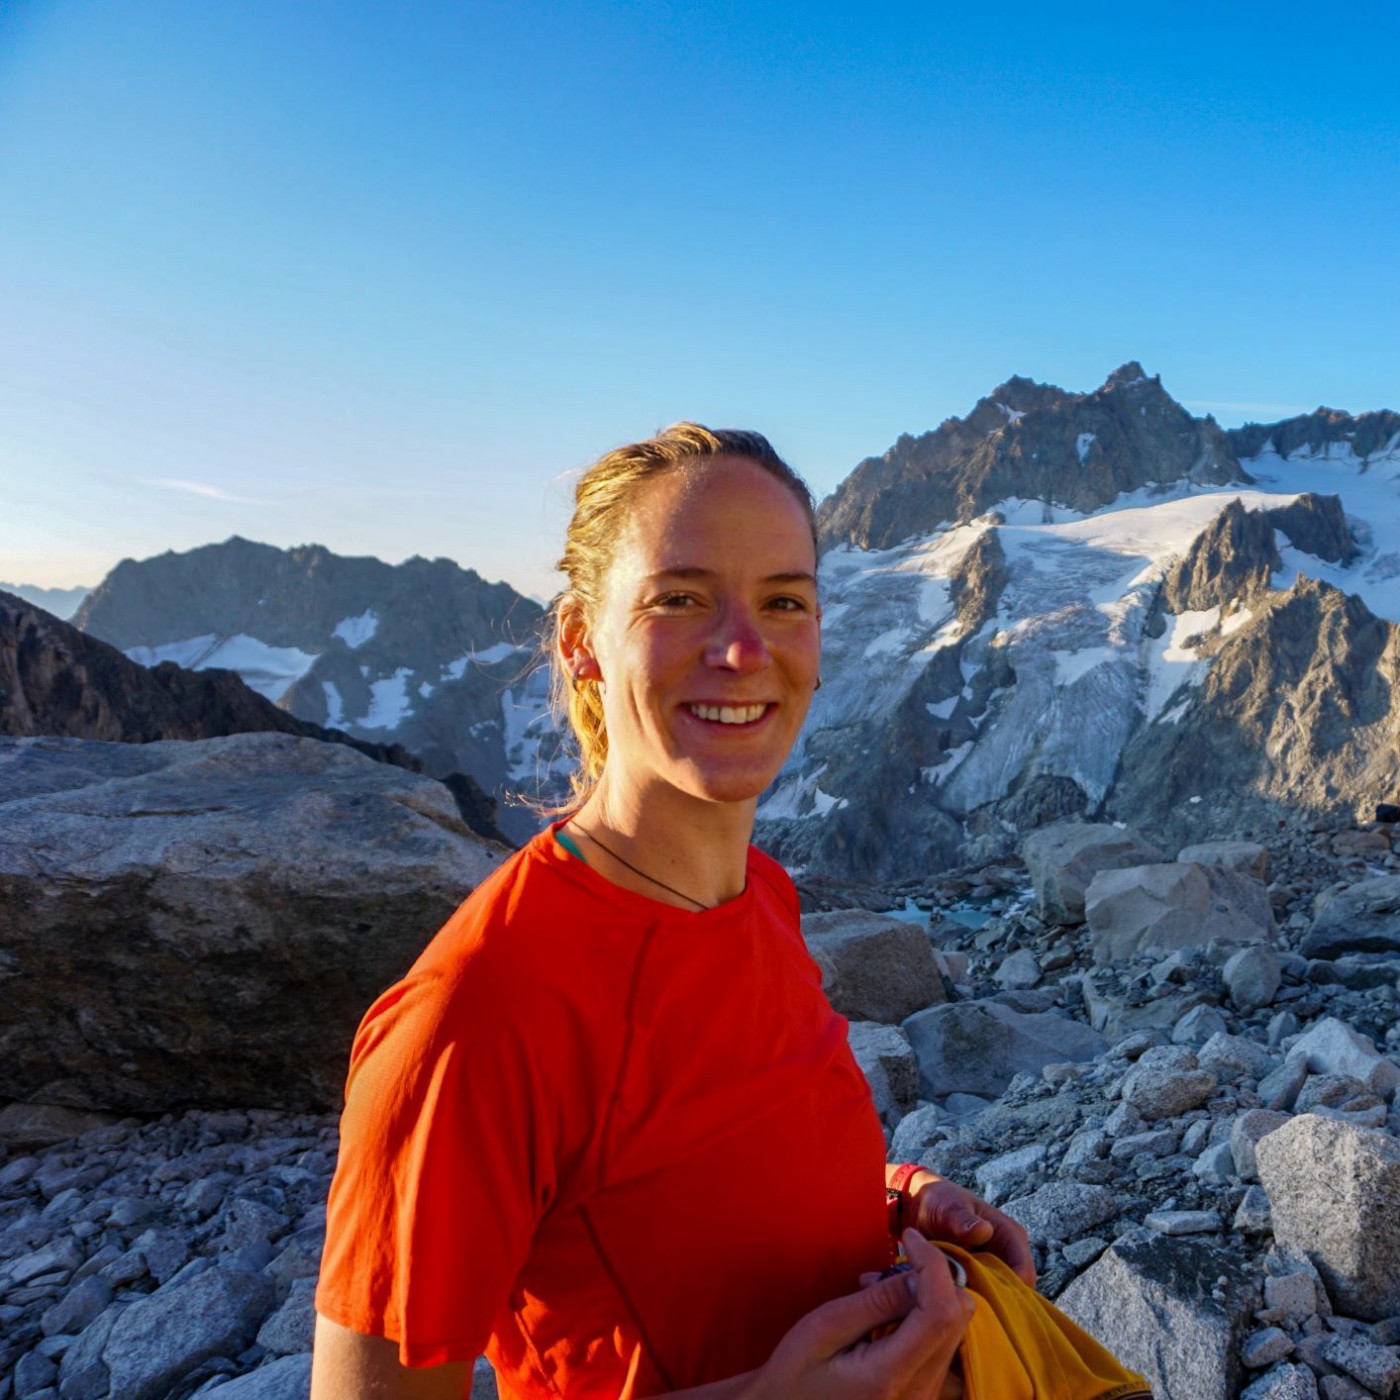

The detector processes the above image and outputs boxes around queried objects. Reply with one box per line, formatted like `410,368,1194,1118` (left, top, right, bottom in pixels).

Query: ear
557,592,600,682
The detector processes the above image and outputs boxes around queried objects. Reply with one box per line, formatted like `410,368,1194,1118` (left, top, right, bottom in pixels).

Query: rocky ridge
819,362,1244,551
0,590,507,845
74,539,548,840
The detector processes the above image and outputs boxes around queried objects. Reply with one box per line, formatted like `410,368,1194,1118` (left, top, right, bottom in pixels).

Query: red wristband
886,1162,925,1235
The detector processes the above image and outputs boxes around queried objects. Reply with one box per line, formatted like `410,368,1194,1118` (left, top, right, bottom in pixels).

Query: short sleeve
315,957,559,1367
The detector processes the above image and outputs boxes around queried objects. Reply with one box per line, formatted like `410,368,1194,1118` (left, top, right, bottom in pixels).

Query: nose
703,605,771,673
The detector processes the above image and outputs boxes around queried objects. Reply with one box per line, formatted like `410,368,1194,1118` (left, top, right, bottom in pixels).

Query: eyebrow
645,567,818,586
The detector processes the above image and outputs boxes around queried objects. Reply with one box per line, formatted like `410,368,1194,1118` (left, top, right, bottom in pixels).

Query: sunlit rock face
74,537,550,840
759,370,1400,887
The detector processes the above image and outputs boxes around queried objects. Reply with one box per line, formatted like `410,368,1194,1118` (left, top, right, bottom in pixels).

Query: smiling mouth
687,703,769,725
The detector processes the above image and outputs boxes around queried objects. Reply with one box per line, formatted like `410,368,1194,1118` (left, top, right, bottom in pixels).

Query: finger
986,1219,1037,1286
797,1268,921,1357
875,1231,973,1366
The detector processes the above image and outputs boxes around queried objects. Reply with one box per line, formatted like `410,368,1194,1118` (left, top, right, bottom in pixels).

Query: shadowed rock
0,731,503,1113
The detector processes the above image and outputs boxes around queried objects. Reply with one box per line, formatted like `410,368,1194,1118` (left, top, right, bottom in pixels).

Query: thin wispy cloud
149,479,267,506
1183,401,1312,419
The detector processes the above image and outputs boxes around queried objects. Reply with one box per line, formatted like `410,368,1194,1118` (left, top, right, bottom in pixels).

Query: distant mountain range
38,365,1400,884
73,539,551,840
0,582,90,620
0,589,509,844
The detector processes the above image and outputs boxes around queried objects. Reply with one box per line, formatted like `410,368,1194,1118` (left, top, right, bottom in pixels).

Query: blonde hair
552,422,816,810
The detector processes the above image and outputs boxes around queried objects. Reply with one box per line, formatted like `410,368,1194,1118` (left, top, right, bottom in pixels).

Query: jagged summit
1229,406,1400,463
818,365,1245,551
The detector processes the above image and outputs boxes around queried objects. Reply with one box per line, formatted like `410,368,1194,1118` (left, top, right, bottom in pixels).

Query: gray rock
1144,1210,1221,1236
1057,1226,1260,1400
1086,861,1276,964
902,999,1106,1100
1257,1114,1400,1321
1199,1031,1275,1081
802,911,946,1024
1241,1327,1296,1368
1285,1018,1400,1099
1226,945,1284,1013
1231,1109,1293,1182
1321,1336,1400,1396
1194,1140,1237,1185
0,1104,128,1153
472,1357,501,1400
1234,1185,1273,1236
1021,821,1165,925
1294,1073,1380,1115
56,1298,121,1397
1120,1046,1218,1120
14,1348,59,1396
255,1277,316,1357
203,1354,314,1399
846,1022,919,1124
1171,1003,1230,1047
39,1275,111,1338
1303,877,1400,959
1319,1377,1374,1400
102,1266,276,1400
3,1237,84,1288
974,1144,1047,1205
994,949,1042,990
1178,840,1270,881
1241,1364,1320,1400
1002,1181,1118,1245
0,733,504,1113
888,1104,944,1161
1259,1058,1310,1111
1264,1270,1317,1323
1063,1236,1109,1268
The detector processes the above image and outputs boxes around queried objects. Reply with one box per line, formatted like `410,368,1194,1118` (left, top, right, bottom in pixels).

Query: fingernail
905,1272,919,1296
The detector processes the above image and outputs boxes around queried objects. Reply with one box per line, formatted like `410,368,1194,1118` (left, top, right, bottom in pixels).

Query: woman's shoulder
404,824,655,999
745,844,802,921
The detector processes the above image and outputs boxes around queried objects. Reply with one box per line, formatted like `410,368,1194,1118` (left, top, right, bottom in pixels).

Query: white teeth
689,703,766,724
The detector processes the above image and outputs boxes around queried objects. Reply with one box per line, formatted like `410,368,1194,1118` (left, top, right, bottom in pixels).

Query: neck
571,778,755,911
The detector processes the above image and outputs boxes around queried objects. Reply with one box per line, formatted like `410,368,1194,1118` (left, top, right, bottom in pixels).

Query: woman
312,425,1034,1399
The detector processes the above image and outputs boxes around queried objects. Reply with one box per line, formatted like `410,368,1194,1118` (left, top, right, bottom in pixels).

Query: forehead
616,456,817,571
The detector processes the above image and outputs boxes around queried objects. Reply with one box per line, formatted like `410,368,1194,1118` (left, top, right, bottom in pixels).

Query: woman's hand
901,1171,1036,1287
743,1229,973,1400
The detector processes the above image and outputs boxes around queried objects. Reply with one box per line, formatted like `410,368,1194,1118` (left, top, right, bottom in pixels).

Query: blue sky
2,0,1397,600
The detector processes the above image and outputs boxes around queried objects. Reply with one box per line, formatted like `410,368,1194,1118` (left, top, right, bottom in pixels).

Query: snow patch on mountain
124,635,321,703
322,682,345,729
332,610,378,649
359,668,414,729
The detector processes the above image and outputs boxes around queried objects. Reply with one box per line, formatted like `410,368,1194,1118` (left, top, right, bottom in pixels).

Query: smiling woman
309,425,1048,1400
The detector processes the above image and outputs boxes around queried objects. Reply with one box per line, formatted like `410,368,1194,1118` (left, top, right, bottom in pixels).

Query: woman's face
568,455,821,814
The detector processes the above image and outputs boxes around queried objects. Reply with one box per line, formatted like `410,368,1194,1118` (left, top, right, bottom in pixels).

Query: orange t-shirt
316,825,891,1398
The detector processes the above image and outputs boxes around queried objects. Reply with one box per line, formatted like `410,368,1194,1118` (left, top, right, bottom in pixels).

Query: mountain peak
1104,361,1153,389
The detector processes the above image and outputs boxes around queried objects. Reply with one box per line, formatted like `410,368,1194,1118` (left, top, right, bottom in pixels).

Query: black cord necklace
570,823,710,911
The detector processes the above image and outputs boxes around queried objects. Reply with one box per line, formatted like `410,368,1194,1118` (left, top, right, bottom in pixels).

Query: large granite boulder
802,910,945,1023
901,998,1106,1100
1057,1226,1260,1399
1085,861,1275,964
1021,822,1165,925
0,732,504,1113
1256,1114,1400,1321
1301,877,1400,959
1177,839,1269,882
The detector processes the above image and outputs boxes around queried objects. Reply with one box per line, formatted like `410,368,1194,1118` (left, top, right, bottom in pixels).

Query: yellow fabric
942,1244,1152,1400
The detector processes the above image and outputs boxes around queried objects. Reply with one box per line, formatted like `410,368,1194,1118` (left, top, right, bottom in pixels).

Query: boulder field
3,799,1400,1398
